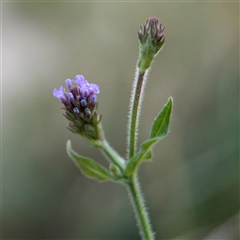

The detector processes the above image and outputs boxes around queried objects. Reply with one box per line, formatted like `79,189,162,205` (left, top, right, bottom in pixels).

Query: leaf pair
66,97,173,181
125,97,173,176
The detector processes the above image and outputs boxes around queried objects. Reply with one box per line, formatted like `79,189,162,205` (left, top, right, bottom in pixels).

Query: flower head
137,17,165,73
53,75,102,140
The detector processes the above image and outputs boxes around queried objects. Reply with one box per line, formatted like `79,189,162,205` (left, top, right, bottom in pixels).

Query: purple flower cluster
53,75,101,139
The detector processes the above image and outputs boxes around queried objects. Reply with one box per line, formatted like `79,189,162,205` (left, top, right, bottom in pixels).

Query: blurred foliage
2,2,239,239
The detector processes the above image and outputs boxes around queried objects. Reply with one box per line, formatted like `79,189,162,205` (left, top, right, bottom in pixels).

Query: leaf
66,140,112,181
143,150,152,161
125,97,173,176
149,97,173,139
125,137,160,176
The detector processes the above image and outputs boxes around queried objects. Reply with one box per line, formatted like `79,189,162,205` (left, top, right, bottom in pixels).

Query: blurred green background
2,2,239,239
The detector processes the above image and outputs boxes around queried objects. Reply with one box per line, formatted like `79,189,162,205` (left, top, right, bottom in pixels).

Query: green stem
101,140,126,171
127,175,154,240
128,69,147,160
92,123,126,171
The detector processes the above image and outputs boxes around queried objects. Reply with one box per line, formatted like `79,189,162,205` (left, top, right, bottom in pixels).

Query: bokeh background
2,2,239,239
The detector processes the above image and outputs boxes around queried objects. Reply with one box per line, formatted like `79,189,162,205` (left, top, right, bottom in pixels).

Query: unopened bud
137,17,165,73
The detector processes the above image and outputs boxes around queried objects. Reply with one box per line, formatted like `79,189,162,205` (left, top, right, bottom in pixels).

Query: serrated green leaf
149,97,173,139
66,140,112,181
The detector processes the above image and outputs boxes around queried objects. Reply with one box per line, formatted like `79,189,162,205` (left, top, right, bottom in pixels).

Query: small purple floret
79,84,89,97
89,95,97,107
73,107,79,114
84,108,91,118
67,93,74,102
88,83,100,95
73,75,86,86
53,86,65,100
80,97,87,107
65,79,72,90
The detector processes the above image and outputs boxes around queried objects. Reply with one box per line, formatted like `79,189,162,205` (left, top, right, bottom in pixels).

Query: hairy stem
128,69,148,160
101,140,126,171
127,175,154,240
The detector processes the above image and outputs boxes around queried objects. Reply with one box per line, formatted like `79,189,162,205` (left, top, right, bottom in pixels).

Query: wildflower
53,75,102,140
137,17,165,73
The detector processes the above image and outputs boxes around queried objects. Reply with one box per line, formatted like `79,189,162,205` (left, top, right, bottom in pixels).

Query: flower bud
65,79,72,90
67,93,74,102
109,163,122,178
137,17,165,73
80,97,87,107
